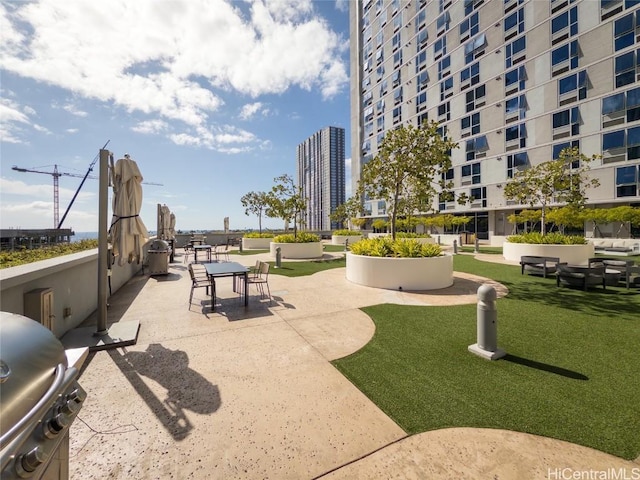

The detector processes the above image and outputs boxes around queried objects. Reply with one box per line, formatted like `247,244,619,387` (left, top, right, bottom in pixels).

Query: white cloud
239,102,269,120
67,128,79,133
335,0,349,12
0,0,348,141
0,96,46,142
1,177,94,202
132,119,169,135
63,103,88,117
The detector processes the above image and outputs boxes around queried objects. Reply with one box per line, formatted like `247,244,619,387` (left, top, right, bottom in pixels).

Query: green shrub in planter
396,232,432,238
507,232,587,245
350,237,442,258
332,229,362,236
244,232,275,238
273,232,320,243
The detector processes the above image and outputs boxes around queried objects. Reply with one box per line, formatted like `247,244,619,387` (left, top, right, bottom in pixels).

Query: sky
0,0,352,233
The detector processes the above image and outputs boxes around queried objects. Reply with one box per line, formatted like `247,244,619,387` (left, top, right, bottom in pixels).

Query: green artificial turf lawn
323,244,349,252
235,249,269,256
267,257,346,277
332,255,640,460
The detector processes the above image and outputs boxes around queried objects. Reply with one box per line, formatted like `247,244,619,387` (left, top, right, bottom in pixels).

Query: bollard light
468,284,505,360
275,246,282,269
474,237,479,253
345,238,349,252
453,239,458,254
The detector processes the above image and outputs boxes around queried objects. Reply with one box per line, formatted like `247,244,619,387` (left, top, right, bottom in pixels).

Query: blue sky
0,0,351,232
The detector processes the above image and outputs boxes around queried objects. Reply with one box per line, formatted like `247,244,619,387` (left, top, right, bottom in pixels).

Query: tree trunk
541,208,547,236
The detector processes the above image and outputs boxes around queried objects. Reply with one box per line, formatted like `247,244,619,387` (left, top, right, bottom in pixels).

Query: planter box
331,235,362,246
346,252,453,290
270,242,324,259
242,237,273,250
404,237,435,245
503,242,595,266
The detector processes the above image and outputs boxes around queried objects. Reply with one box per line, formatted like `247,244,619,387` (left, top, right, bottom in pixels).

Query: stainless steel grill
0,312,87,479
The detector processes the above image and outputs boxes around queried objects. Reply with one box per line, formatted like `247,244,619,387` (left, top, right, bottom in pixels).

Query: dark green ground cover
333,254,640,460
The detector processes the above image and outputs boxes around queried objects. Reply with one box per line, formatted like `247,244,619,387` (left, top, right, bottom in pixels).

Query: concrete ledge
503,242,594,265
270,241,324,259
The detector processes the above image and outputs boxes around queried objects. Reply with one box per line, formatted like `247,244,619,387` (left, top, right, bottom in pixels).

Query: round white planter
242,237,273,250
503,242,595,265
270,241,324,259
346,252,453,290
332,235,363,246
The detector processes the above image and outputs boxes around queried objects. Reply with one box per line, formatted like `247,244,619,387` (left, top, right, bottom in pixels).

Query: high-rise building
350,0,640,240
297,126,346,231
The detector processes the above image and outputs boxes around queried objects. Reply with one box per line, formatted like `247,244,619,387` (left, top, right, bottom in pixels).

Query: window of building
602,126,640,162
393,106,402,124
460,12,479,42
470,187,487,207
437,11,450,35
505,0,524,14
466,135,488,161
505,122,527,148
552,40,579,76
464,0,484,16
393,11,403,31
377,200,386,215
507,152,528,178
362,139,371,154
615,49,639,88
505,94,527,121
505,65,526,95
417,71,429,91
393,50,403,68
392,32,401,51
614,11,638,51
466,84,486,112
376,30,384,47
552,140,580,163
416,50,427,72
461,112,480,137
364,106,374,122
417,91,427,112
377,65,385,81
375,48,384,64
394,86,403,104
602,86,640,126
417,7,427,31
506,35,526,68
417,28,428,48
377,132,385,145
364,121,374,137
418,112,429,125
379,9,387,27
551,7,578,45
558,70,587,104
504,8,524,41
362,76,371,91
616,165,639,197
392,70,401,87
438,191,454,211
440,77,454,100
552,106,580,139
460,62,480,90
465,33,487,64
440,0,452,13
376,98,385,113
364,58,372,72
438,101,451,121
434,36,447,60
461,162,481,184
438,55,451,79
380,78,388,95
377,116,385,132
363,91,373,106
437,124,448,139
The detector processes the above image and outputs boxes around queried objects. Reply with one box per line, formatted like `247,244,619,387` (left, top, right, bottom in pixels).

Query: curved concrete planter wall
331,235,363,246
270,241,324,259
242,237,273,250
503,242,595,265
346,252,453,290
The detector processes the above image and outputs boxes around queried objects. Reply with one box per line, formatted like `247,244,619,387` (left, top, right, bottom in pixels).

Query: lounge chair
556,263,606,291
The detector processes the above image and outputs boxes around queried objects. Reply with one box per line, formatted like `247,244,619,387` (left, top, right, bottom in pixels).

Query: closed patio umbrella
109,154,149,266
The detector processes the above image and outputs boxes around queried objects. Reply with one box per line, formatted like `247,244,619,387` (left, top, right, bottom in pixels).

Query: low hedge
332,230,362,236
396,232,432,238
244,232,275,238
272,232,320,243
349,237,442,258
507,232,587,245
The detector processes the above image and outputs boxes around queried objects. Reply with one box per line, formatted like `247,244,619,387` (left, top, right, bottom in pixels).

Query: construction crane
12,160,163,229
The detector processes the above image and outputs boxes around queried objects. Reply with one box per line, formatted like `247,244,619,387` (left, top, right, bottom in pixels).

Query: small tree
546,206,585,234
507,209,542,233
329,195,364,230
265,174,307,238
240,191,269,234
357,122,458,240
605,205,640,237
503,146,600,235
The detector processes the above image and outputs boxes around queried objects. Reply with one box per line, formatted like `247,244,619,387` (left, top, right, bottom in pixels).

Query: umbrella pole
96,148,109,335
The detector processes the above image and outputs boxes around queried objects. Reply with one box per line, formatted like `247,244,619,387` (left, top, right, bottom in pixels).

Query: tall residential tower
351,0,640,239
297,126,346,231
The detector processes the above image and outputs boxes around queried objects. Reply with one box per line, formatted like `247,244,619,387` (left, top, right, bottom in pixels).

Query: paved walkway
65,250,639,479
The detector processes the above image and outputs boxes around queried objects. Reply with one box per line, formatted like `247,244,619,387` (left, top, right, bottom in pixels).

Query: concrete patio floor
64,250,640,479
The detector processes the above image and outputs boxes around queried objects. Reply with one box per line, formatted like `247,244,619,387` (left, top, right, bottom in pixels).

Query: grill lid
0,312,67,435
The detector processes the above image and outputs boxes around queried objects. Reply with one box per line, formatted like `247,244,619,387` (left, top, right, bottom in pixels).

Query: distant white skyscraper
297,126,346,231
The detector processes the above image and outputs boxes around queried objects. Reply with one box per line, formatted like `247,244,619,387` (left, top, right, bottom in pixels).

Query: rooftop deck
63,249,638,479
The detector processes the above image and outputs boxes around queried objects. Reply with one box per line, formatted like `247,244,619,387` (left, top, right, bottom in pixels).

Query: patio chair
520,255,560,278
188,263,214,308
588,258,638,289
215,242,230,262
247,261,271,299
556,263,606,291
183,244,194,264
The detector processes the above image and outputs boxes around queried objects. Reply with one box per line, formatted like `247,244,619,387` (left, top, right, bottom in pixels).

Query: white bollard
468,284,506,360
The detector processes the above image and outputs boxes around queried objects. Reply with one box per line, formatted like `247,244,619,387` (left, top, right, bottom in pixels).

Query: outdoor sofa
556,263,606,291
520,255,560,278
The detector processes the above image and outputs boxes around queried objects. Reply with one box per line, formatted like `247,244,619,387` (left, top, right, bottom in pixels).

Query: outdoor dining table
204,261,250,308
193,244,212,263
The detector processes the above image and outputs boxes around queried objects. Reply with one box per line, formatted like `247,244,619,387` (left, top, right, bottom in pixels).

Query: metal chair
216,242,230,262
188,264,214,308
183,244,194,264
246,261,271,299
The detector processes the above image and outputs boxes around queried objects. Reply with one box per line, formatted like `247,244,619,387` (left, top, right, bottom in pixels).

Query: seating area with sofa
520,255,560,278
588,239,640,256
556,263,607,291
